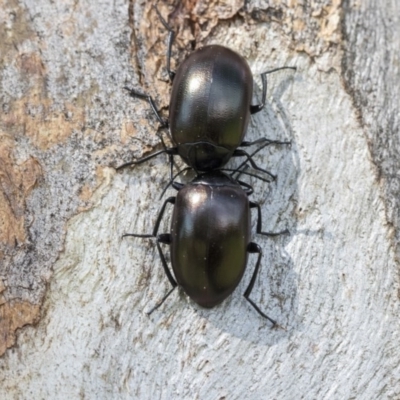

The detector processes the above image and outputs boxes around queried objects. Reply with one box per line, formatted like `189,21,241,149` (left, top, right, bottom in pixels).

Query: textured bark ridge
0,0,399,398
342,1,400,262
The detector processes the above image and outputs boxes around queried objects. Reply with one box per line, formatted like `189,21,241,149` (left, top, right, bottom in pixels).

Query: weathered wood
0,0,399,398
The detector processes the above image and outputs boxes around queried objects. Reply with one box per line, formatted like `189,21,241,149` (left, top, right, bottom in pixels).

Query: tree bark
0,0,399,398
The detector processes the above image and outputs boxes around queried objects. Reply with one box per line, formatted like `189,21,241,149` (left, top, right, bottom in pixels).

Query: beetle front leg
249,202,289,237
245,243,276,325
121,88,178,179
153,4,176,81
124,87,168,127
250,66,296,114
116,147,178,172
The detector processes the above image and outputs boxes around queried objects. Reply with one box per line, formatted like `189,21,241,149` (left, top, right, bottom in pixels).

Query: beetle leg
122,87,179,178
153,4,176,81
157,132,178,181
158,167,192,199
140,196,175,237
124,87,168,127
231,140,288,180
240,138,291,147
116,148,178,171
236,179,254,196
249,202,290,236
157,234,176,286
250,66,296,114
122,197,175,239
146,286,177,315
250,73,267,115
151,197,175,236
144,235,178,315
221,168,271,183
245,242,276,325
232,149,276,180
123,200,177,314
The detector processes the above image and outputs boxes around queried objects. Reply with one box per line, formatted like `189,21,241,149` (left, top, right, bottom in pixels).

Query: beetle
124,170,283,325
118,5,295,179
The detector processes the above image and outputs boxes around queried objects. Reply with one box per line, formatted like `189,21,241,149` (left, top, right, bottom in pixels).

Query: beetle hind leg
249,202,290,237
245,242,276,326
146,236,178,315
146,286,176,315
122,197,178,314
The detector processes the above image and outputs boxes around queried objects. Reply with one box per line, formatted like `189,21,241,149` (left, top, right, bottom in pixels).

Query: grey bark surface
342,0,400,261
0,0,399,399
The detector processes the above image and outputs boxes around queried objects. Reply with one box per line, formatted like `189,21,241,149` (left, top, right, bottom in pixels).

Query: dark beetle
118,5,295,177
169,44,253,171
124,171,280,325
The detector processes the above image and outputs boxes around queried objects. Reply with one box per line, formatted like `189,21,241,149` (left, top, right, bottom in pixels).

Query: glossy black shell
170,171,251,307
169,45,253,171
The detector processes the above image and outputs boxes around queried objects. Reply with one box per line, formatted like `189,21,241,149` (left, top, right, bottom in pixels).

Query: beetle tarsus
146,286,177,315
245,297,277,326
